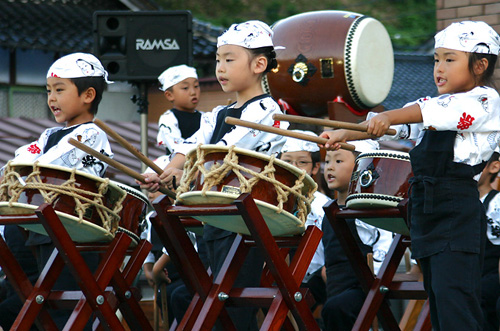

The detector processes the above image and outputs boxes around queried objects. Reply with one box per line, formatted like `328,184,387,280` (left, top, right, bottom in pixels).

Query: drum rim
111,180,151,206
186,144,316,192
178,191,305,236
356,150,410,161
0,201,115,242
346,193,403,205
7,162,125,195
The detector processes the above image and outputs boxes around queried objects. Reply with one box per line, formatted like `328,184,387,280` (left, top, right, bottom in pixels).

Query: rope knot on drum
177,144,317,228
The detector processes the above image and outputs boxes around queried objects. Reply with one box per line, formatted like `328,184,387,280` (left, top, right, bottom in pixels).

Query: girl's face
434,47,476,94
46,77,94,127
323,149,356,195
216,44,261,95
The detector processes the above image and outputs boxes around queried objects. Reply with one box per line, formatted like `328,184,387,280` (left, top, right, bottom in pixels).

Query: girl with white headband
141,20,288,329
321,21,500,330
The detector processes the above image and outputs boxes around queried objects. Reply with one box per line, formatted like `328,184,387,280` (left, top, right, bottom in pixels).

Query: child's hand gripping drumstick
224,117,356,151
93,118,164,175
272,114,397,135
68,138,176,199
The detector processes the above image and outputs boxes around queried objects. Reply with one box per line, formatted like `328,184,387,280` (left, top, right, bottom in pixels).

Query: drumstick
272,114,397,135
93,118,164,175
224,117,356,151
68,138,176,199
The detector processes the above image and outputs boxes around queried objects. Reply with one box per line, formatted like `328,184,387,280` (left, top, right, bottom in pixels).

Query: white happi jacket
376,86,500,167
174,95,288,157
3,122,112,177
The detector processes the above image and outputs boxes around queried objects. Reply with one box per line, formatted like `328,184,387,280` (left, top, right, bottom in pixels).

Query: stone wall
436,0,500,86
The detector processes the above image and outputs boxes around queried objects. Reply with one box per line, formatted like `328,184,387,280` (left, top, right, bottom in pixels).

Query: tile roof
0,117,165,188
0,0,224,58
382,53,437,110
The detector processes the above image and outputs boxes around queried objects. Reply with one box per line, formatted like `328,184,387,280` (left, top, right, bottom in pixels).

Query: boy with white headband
0,52,113,330
156,64,202,155
320,140,392,330
321,21,500,330
142,20,288,329
278,131,329,309
4,52,113,176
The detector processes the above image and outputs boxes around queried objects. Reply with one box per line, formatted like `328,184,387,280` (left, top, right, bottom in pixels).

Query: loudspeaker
93,11,193,82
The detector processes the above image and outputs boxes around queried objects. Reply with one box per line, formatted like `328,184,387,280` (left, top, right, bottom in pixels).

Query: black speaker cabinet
93,11,193,82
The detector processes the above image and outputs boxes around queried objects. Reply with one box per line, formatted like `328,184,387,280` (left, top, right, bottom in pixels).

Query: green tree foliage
157,0,436,50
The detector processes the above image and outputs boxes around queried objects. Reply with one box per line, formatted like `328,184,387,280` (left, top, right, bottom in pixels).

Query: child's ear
164,90,175,102
490,160,500,174
253,55,268,74
83,87,96,103
311,161,321,177
474,57,489,76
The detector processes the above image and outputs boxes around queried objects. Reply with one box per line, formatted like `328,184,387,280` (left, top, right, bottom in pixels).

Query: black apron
408,130,486,258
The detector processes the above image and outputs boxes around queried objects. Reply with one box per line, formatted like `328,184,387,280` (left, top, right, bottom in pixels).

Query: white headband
217,20,274,49
435,21,500,55
281,130,320,153
158,64,198,91
348,140,380,153
47,53,112,83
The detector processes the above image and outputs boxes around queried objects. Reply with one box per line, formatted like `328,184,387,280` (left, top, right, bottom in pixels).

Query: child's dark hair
468,51,498,88
311,151,321,167
249,46,278,74
486,151,500,184
70,76,106,115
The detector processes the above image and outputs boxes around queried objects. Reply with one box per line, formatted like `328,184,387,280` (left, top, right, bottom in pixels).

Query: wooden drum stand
150,193,323,330
0,204,153,330
323,199,432,331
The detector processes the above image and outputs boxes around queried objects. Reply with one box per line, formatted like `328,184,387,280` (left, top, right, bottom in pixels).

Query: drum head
267,10,394,116
0,202,114,243
178,191,305,236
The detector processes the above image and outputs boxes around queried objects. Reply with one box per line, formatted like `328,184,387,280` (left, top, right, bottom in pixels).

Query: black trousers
321,285,365,331
420,244,483,331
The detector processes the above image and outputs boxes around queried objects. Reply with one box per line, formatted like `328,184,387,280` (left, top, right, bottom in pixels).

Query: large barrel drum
265,10,394,117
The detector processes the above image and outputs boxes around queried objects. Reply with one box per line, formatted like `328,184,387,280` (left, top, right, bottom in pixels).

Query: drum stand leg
323,200,431,331
0,222,59,330
0,203,153,331
151,193,322,330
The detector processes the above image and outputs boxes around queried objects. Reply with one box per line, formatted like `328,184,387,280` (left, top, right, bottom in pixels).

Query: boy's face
46,77,94,127
165,77,200,112
323,149,356,193
280,151,319,177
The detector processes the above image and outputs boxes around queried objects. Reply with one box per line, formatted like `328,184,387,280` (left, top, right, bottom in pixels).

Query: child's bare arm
366,104,422,136
152,253,172,285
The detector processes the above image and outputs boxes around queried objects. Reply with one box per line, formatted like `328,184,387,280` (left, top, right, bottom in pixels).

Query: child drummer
321,21,500,330
156,64,202,156
142,20,288,329
278,130,330,308
0,52,113,330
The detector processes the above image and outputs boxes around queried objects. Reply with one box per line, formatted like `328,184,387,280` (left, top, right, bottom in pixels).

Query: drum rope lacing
0,161,126,234
177,145,316,226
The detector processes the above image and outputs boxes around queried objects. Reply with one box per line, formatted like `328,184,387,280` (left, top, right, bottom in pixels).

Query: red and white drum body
346,151,413,235
112,181,150,243
0,163,125,243
266,10,394,117
347,150,412,209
